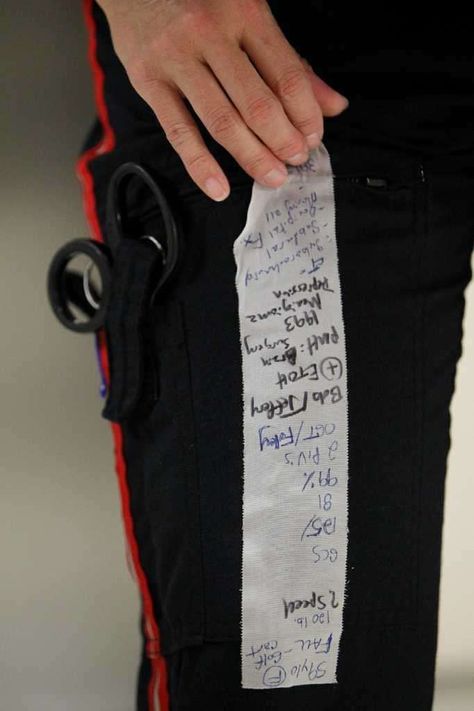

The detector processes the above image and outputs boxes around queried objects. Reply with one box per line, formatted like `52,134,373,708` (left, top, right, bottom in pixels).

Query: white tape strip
233,144,348,689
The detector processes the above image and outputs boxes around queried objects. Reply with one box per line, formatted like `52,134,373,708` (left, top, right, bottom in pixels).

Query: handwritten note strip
233,144,348,689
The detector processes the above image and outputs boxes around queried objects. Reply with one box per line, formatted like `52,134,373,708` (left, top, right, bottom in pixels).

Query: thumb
300,56,349,117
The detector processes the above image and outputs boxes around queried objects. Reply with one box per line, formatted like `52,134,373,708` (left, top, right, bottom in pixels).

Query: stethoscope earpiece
47,238,112,333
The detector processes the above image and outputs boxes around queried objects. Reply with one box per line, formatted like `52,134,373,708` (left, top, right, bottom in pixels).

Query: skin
96,0,349,201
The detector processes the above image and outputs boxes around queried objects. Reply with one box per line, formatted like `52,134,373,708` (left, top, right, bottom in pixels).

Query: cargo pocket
132,292,205,656
137,186,253,649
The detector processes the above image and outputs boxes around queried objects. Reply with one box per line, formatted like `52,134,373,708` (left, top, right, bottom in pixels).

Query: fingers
241,12,323,143
139,77,232,201
203,39,310,166
106,0,351,202
161,58,292,192
242,4,348,142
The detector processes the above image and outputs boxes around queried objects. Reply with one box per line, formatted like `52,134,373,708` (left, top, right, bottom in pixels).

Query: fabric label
233,144,349,689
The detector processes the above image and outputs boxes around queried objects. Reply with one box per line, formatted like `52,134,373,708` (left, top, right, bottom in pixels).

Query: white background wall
1,2,472,709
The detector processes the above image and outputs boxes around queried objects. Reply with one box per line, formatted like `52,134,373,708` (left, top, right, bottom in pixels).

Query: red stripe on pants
75,2,170,709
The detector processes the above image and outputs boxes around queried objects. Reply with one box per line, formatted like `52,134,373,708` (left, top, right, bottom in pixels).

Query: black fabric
269,1,474,100
102,237,162,422
81,3,474,709
136,609,153,711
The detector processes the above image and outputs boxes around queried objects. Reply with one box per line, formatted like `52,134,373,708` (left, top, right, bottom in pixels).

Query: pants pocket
133,295,205,655
325,141,426,628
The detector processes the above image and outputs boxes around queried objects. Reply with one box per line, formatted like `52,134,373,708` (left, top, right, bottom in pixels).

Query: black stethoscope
47,162,181,334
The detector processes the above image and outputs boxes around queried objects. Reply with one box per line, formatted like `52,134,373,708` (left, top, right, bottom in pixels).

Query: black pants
78,2,474,709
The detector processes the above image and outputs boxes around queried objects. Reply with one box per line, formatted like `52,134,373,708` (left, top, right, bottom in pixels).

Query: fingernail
262,166,288,187
306,132,321,149
204,176,229,201
287,151,309,165
338,95,350,110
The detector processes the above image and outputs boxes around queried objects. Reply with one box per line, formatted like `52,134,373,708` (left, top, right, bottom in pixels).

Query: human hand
97,0,349,201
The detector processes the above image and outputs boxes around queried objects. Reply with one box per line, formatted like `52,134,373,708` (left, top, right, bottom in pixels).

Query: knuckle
165,120,195,149
242,153,271,176
243,0,269,22
178,5,215,36
186,151,212,175
206,106,239,139
127,56,152,87
150,34,182,64
276,66,308,100
127,54,166,95
127,39,184,87
297,116,322,133
275,138,308,157
245,93,278,125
